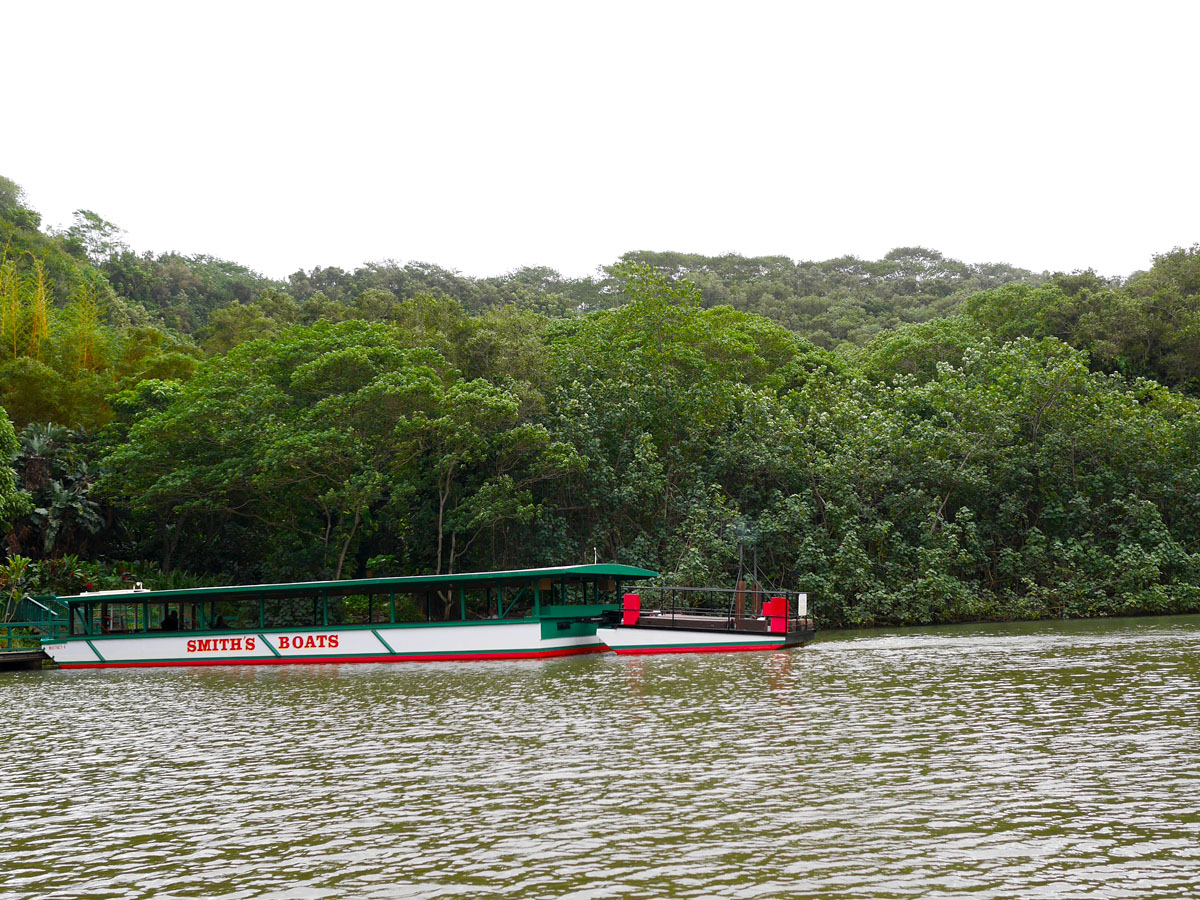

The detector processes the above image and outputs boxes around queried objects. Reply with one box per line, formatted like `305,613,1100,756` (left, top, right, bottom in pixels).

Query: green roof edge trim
57,564,659,605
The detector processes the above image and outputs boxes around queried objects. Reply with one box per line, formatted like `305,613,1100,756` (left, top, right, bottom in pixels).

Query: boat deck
635,612,815,634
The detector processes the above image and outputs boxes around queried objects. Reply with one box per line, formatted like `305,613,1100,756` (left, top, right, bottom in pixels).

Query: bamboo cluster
0,247,106,372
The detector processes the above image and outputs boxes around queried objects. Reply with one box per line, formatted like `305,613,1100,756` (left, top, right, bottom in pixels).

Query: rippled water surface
3,616,1200,899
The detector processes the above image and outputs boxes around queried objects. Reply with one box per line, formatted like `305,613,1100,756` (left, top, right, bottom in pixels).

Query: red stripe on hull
58,644,609,669
610,643,787,655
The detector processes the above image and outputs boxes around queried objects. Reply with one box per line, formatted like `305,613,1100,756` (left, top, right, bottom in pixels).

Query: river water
2,616,1198,899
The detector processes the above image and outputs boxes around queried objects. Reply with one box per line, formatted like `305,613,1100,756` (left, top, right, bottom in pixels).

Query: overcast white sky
6,1,1198,280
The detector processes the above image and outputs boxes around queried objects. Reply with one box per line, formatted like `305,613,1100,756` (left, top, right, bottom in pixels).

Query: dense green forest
2,173,1199,626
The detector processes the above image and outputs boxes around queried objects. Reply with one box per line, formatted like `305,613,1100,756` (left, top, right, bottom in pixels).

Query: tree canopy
3,173,1200,628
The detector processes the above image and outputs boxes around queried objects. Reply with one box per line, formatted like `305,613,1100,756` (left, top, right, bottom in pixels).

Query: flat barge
597,587,815,654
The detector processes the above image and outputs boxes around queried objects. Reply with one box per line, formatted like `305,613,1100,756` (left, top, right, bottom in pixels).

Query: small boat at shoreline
34,565,815,668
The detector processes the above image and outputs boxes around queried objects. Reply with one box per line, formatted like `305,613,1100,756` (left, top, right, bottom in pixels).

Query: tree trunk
334,509,361,581
435,460,457,574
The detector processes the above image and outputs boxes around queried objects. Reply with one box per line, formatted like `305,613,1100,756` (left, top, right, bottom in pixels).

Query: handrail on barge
624,584,809,620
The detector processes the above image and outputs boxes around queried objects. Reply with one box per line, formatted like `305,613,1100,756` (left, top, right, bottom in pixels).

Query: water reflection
2,616,1199,898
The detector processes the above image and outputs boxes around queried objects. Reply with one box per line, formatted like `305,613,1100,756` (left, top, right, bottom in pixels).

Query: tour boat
36,564,814,668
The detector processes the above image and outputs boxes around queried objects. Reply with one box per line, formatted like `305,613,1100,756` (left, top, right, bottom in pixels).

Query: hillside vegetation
2,174,1198,627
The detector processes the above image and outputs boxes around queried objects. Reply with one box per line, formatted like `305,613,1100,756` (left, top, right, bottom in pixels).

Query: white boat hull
42,622,606,668
597,625,794,655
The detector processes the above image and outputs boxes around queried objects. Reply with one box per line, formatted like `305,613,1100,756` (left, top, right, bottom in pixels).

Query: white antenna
594,547,598,564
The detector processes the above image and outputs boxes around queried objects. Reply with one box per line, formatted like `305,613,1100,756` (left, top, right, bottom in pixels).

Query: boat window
496,584,533,619
597,578,619,608
208,598,256,630
463,589,492,620
263,595,323,629
392,593,425,623
101,603,142,633
365,595,391,624
327,594,377,626
541,579,612,607
70,605,90,636
424,589,461,622
151,603,184,632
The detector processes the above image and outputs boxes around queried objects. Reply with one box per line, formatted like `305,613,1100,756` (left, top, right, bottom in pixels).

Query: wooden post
735,581,746,619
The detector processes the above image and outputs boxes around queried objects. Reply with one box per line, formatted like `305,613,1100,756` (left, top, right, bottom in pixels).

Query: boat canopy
55,564,658,606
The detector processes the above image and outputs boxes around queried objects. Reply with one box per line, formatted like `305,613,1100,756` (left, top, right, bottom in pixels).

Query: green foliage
6,554,225,605
0,178,41,231
541,262,833,571
102,251,280,333
6,424,109,559
963,246,1200,394
91,255,1200,628
785,333,1200,625
0,554,34,622
102,321,579,579
0,405,30,532
60,210,127,264
5,173,1200,630
196,247,1041,355
0,180,201,430
607,247,1042,348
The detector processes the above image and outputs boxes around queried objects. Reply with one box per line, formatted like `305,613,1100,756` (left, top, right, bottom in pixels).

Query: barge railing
625,585,813,632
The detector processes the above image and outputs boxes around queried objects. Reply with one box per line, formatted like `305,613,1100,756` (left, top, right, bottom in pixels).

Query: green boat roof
57,563,658,605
